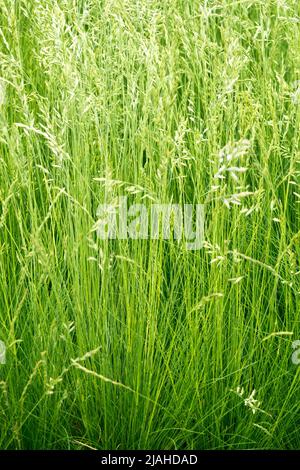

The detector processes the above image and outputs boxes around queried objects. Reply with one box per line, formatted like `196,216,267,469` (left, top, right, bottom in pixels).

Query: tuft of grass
0,0,300,449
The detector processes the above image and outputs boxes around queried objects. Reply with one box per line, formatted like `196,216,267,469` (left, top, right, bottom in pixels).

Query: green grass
0,0,300,450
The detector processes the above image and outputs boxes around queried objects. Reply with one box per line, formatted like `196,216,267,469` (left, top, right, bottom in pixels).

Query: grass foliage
0,0,300,449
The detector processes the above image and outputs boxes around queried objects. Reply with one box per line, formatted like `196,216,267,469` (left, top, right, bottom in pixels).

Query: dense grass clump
0,0,300,449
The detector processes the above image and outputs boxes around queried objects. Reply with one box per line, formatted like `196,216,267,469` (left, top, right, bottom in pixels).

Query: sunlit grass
0,0,300,449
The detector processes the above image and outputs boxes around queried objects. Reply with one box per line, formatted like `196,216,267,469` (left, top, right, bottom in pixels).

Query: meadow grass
0,0,300,449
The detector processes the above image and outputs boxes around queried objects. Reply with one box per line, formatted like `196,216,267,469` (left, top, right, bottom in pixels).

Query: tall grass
0,0,300,449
